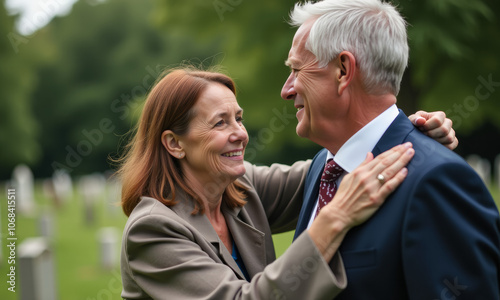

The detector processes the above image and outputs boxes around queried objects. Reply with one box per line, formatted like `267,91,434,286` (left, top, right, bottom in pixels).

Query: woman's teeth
222,151,242,157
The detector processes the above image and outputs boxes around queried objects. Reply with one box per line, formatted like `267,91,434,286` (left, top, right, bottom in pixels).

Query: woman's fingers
356,142,413,183
374,146,414,185
320,142,415,230
376,167,408,200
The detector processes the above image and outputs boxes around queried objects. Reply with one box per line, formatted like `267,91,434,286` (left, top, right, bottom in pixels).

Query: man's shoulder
401,130,491,199
407,128,467,168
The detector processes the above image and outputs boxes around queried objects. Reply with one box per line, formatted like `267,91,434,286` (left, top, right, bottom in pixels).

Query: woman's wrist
308,210,351,262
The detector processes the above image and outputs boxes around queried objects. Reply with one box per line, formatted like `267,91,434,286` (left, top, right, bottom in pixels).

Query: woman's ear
161,130,184,159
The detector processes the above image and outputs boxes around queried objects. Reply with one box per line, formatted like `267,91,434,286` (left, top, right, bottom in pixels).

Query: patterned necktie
315,159,344,218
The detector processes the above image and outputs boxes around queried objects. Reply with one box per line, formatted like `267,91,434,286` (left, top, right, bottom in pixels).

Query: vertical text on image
6,188,17,293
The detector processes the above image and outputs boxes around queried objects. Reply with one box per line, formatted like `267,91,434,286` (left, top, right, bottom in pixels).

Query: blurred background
0,0,499,299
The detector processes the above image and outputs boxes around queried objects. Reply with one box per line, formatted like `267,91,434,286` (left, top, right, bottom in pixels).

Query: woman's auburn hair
117,67,248,217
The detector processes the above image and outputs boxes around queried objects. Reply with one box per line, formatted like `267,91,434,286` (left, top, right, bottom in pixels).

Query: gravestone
78,173,106,226
467,154,491,185
106,177,122,216
38,212,54,240
52,170,73,204
19,237,57,300
98,227,119,270
12,164,36,216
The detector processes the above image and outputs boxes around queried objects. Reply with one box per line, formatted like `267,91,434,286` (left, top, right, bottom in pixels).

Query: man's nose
281,73,296,100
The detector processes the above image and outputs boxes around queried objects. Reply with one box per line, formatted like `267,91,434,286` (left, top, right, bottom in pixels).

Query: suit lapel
372,110,415,157
223,204,266,278
293,148,329,240
171,193,246,280
295,111,413,240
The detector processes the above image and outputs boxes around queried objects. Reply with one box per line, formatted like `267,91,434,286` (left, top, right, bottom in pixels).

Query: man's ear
336,51,356,95
161,130,184,159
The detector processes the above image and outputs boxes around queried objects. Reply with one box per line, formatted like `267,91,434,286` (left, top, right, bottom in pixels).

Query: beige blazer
120,161,347,299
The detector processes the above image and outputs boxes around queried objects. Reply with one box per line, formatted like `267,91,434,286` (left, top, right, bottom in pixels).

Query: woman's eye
214,120,224,127
236,116,244,123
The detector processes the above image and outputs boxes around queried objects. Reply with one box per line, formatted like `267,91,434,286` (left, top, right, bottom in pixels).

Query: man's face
281,19,341,142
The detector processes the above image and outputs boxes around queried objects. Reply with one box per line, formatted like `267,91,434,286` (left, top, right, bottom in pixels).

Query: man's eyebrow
285,58,300,67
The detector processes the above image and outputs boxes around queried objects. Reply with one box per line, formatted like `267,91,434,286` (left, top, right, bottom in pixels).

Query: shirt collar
329,104,399,172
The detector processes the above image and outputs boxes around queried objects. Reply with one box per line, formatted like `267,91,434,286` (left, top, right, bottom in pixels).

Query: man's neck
321,94,397,154
332,104,400,172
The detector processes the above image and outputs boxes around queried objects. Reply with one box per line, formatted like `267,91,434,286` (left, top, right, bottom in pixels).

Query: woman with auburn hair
119,68,246,217
118,67,452,299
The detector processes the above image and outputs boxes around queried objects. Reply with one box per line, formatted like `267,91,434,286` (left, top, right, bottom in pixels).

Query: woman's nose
229,122,248,143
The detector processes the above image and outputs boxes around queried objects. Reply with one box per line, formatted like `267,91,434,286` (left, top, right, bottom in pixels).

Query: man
282,0,500,299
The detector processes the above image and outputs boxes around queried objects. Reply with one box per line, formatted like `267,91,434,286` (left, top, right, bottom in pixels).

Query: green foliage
0,1,499,297
27,0,176,178
155,0,500,165
1,0,219,179
1,0,499,179
394,0,500,134
155,0,322,165
0,4,41,174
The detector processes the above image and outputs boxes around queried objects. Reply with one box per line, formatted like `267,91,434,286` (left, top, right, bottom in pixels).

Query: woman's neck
183,172,226,216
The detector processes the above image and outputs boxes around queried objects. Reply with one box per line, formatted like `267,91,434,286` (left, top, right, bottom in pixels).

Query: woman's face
178,83,248,189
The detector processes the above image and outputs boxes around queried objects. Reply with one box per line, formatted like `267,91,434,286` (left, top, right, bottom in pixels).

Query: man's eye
236,116,244,123
215,120,224,127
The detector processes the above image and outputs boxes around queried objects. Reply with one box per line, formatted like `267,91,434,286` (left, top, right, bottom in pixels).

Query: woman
118,67,451,299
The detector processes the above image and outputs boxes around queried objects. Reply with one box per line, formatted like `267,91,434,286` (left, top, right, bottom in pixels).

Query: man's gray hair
289,0,408,95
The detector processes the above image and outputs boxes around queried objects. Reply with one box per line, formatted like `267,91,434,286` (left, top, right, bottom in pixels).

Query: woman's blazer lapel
222,203,267,278
171,196,247,280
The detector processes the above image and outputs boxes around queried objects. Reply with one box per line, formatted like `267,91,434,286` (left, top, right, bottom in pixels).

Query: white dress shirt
306,104,400,229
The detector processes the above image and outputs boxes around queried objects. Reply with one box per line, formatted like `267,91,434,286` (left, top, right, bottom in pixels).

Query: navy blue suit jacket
294,110,500,299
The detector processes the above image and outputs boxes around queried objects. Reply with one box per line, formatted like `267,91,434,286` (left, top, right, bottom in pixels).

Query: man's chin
295,124,308,139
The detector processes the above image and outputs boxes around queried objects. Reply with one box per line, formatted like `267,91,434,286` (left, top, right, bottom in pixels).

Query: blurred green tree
16,0,217,178
394,0,500,133
0,3,41,177
155,0,500,165
2,0,498,180
155,0,322,166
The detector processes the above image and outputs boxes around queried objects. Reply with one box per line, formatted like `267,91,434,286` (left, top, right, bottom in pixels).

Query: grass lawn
0,181,127,300
0,181,498,299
